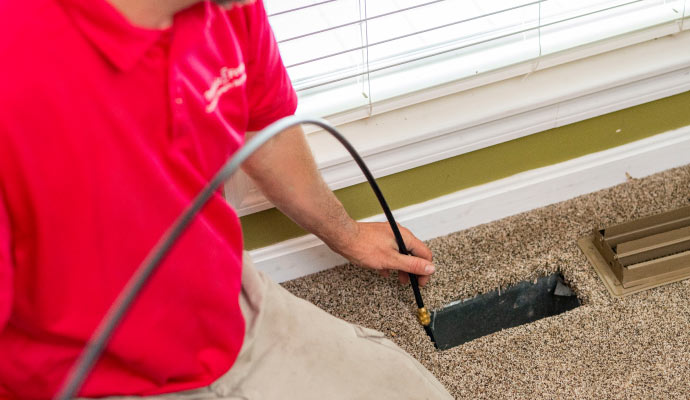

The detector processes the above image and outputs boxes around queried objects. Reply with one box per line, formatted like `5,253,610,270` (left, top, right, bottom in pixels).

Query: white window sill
231,24,690,216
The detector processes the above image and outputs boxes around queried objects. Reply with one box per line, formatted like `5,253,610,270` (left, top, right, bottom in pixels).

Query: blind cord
54,115,432,400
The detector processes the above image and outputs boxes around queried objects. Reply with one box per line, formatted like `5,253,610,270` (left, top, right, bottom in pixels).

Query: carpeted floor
282,164,690,399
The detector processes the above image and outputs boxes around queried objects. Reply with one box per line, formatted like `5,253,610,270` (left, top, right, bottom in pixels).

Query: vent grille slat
616,226,690,266
579,205,690,297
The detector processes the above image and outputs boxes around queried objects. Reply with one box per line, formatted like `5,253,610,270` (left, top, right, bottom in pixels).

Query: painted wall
241,90,690,250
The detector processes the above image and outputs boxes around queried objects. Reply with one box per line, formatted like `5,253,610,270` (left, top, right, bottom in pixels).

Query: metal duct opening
430,273,580,350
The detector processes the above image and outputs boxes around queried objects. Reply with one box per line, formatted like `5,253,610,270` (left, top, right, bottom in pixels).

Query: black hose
54,116,429,399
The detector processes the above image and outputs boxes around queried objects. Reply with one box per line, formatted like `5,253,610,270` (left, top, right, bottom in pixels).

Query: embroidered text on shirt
204,63,247,113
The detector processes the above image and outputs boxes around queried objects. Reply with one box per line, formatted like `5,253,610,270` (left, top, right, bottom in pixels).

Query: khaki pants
86,253,453,400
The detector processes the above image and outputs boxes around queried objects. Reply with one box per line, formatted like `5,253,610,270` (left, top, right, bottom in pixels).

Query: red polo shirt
0,0,297,398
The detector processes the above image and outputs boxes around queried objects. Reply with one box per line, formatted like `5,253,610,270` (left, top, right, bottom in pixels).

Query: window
265,0,688,120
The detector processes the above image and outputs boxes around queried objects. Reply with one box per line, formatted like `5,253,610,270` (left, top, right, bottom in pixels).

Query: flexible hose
54,115,429,399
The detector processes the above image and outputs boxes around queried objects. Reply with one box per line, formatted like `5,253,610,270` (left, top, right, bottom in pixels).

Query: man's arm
241,125,435,285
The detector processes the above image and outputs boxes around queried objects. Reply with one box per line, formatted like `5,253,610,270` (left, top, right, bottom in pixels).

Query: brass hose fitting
417,307,431,326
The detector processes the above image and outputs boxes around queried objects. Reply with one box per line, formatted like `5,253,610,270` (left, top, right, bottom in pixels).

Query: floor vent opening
578,205,690,297
430,273,580,350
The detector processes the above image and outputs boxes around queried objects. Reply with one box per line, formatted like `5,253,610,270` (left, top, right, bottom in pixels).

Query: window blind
264,0,689,119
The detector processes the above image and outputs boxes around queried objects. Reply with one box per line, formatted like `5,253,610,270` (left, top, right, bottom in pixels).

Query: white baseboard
250,127,690,283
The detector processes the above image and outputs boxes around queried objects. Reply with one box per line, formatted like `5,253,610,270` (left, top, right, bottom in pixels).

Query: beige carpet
282,164,690,399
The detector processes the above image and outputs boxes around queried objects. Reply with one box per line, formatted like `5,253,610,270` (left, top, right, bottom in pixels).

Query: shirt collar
59,0,166,71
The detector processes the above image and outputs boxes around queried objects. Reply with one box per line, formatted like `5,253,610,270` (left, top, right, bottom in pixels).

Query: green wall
241,90,690,250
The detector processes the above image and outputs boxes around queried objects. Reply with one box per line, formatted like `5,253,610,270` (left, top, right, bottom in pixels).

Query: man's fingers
417,274,430,287
398,225,433,262
391,253,435,277
398,271,431,286
397,270,430,286
346,222,434,286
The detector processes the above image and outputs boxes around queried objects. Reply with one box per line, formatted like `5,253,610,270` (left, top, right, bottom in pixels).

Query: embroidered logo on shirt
204,63,247,113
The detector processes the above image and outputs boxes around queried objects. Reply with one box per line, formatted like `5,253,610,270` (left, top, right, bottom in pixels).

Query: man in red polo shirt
0,0,453,398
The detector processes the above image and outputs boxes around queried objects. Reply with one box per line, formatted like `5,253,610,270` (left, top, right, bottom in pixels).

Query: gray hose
54,115,427,399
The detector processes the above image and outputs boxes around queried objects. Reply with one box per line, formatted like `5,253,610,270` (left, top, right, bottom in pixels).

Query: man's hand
241,124,436,286
333,222,435,286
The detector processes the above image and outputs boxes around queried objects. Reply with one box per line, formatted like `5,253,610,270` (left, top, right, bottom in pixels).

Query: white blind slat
264,0,689,119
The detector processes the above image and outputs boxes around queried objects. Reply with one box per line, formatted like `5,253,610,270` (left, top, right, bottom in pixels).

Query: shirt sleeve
243,0,298,131
0,194,12,331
